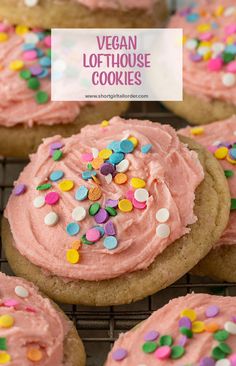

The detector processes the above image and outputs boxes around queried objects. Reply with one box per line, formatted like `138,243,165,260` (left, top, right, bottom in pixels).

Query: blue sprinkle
50,170,64,181
225,45,236,55
107,141,121,153
82,170,96,180
141,144,152,154
103,236,118,250
37,32,46,41
211,22,219,29
229,148,236,160
23,43,36,51
36,48,44,57
119,139,134,154
186,13,199,22
94,226,105,237
39,56,51,67
109,152,124,165
38,68,49,79
75,186,88,201
66,222,80,236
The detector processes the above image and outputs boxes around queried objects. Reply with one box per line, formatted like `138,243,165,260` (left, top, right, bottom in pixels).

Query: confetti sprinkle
15,285,29,298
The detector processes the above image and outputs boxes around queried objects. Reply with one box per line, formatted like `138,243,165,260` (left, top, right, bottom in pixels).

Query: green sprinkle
142,341,158,354
171,345,185,359
36,183,52,191
231,198,236,210
28,77,40,90
36,90,49,104
87,163,93,171
105,207,117,217
223,52,235,64
47,49,51,57
218,342,232,355
81,235,94,245
20,69,31,80
224,170,234,178
89,203,100,216
214,330,229,342
160,335,173,346
0,338,7,351
212,346,227,360
53,150,63,161
180,327,193,338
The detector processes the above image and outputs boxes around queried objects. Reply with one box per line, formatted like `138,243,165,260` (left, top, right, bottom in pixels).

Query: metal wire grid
0,102,236,366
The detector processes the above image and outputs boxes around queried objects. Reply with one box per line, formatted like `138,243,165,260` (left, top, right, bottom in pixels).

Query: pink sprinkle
23,50,38,61
199,32,213,41
86,228,100,242
44,35,51,47
132,198,146,210
207,145,218,153
208,58,223,72
81,153,93,162
25,306,36,313
225,24,236,36
0,23,9,32
3,299,19,307
155,346,171,360
45,192,60,205
227,61,236,73
229,354,236,366
126,189,134,200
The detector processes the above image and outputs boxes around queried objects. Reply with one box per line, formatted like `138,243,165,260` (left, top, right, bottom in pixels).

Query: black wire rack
0,102,236,366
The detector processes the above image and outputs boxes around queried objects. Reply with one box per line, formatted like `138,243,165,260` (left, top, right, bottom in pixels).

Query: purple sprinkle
106,199,118,208
179,7,192,16
30,65,43,76
104,221,116,236
178,335,187,347
94,208,109,224
179,316,192,329
13,184,26,196
232,316,236,323
100,163,115,176
112,348,128,361
205,305,219,318
144,330,159,342
50,141,64,150
190,53,202,62
219,142,232,148
199,357,215,366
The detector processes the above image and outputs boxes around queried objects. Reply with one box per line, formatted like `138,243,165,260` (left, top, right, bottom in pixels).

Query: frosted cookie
179,117,236,282
2,117,230,306
0,22,128,157
0,0,167,29
0,272,85,365
163,0,236,125
105,293,236,366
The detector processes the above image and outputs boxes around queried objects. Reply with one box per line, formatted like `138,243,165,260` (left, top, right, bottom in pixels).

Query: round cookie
0,272,85,365
2,117,230,306
163,1,236,125
179,117,236,282
0,22,129,157
105,293,236,365
0,0,167,29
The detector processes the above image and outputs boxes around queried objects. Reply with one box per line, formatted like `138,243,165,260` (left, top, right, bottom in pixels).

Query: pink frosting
4,117,204,281
168,0,236,105
72,0,155,10
106,293,236,365
0,272,69,365
0,24,86,127
179,116,236,247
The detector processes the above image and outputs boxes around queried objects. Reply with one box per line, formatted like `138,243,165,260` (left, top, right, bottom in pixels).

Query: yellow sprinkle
226,36,234,45
215,5,224,16
92,175,101,185
199,41,211,48
0,314,14,328
71,240,81,250
191,127,204,136
214,147,228,160
98,148,112,160
182,35,187,44
66,249,80,264
15,25,29,36
180,309,197,322
203,51,212,61
27,348,43,362
130,177,146,189
227,155,236,165
58,180,74,192
197,24,211,33
0,352,11,364
118,199,133,213
9,60,24,71
100,120,109,127
0,32,8,42
128,136,139,148
192,321,205,333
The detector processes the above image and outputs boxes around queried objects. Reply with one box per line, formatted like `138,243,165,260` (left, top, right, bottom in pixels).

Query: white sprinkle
222,73,236,87
15,285,29,298
224,6,236,16
91,148,99,159
212,140,221,146
134,188,149,203
211,42,225,54
156,224,170,238
215,360,231,366
72,206,86,221
33,196,45,208
116,159,129,173
185,39,198,51
105,174,112,184
23,32,39,44
24,0,39,6
197,46,210,56
156,208,170,223
224,321,236,334
44,212,58,226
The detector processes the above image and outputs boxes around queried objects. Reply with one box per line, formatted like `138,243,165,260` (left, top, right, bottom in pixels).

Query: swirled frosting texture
179,117,236,247
106,293,236,365
168,0,236,105
0,272,69,365
5,117,204,281
0,23,85,127
73,0,155,10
